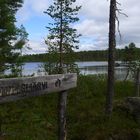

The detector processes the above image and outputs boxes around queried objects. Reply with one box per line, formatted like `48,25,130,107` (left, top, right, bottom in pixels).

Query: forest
1,0,140,139
22,46,140,62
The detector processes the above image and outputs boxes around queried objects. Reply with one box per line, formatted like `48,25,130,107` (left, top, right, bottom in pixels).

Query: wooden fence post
0,74,77,138
0,118,1,136
58,91,67,140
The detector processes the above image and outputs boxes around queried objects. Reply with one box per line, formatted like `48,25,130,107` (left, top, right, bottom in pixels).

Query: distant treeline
22,48,140,62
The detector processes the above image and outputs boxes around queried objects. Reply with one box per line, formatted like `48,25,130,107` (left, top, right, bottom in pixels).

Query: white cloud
24,40,47,54
16,0,49,23
75,0,140,50
75,19,108,38
29,0,49,13
76,0,109,21
17,0,140,53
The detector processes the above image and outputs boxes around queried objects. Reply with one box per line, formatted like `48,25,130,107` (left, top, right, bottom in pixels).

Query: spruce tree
44,0,81,74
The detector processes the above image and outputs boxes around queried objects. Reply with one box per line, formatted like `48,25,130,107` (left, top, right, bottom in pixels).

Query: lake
21,61,131,80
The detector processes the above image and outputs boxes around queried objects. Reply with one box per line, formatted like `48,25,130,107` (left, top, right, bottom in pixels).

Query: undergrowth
0,75,139,140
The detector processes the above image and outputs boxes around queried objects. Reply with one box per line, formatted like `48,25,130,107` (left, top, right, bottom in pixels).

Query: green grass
0,75,139,140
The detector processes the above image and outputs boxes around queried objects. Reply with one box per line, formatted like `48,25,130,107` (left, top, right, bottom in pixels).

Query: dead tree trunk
135,68,140,97
106,0,116,115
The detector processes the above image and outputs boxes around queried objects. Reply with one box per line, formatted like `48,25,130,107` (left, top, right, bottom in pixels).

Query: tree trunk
135,68,140,97
58,1,67,140
58,91,67,140
124,68,129,81
106,0,116,115
59,0,63,74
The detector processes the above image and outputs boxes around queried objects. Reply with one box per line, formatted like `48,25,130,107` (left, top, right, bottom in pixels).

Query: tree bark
135,68,140,97
106,0,116,115
58,1,67,140
124,68,129,81
59,0,63,74
58,91,67,140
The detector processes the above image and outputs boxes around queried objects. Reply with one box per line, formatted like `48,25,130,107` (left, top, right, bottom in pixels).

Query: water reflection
5,62,131,81
80,66,107,75
79,66,130,80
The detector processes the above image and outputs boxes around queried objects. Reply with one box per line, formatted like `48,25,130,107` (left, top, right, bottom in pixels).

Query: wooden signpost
0,73,77,140
0,73,77,103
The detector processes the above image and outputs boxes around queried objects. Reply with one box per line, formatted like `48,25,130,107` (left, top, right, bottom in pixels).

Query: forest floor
0,75,140,140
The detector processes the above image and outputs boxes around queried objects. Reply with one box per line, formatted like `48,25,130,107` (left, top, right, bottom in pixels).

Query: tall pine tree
44,1,81,139
44,0,81,74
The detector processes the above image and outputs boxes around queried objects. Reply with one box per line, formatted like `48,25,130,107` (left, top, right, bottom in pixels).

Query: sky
16,0,140,54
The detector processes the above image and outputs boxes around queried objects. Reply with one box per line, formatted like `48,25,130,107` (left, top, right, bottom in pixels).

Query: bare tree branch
115,1,128,42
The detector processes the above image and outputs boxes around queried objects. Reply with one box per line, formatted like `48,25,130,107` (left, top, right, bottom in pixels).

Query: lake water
21,61,130,80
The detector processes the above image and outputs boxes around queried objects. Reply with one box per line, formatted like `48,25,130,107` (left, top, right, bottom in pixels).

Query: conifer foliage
44,0,81,74
0,0,28,77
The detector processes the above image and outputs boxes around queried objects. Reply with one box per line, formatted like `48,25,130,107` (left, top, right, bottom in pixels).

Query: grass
0,75,139,140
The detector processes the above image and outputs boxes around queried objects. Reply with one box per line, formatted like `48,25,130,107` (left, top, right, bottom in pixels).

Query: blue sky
16,0,140,54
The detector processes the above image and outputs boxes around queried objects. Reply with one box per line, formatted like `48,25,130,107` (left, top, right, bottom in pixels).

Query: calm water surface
22,62,129,80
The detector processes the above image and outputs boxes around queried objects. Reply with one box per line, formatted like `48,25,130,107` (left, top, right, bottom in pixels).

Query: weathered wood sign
0,73,77,103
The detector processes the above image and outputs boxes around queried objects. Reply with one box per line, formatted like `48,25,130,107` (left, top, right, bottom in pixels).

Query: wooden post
58,91,67,140
0,112,2,136
136,68,140,97
0,73,77,103
0,74,77,139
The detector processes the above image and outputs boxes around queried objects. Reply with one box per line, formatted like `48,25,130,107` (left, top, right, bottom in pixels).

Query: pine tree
44,1,81,139
0,0,24,76
44,0,81,74
11,25,29,77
